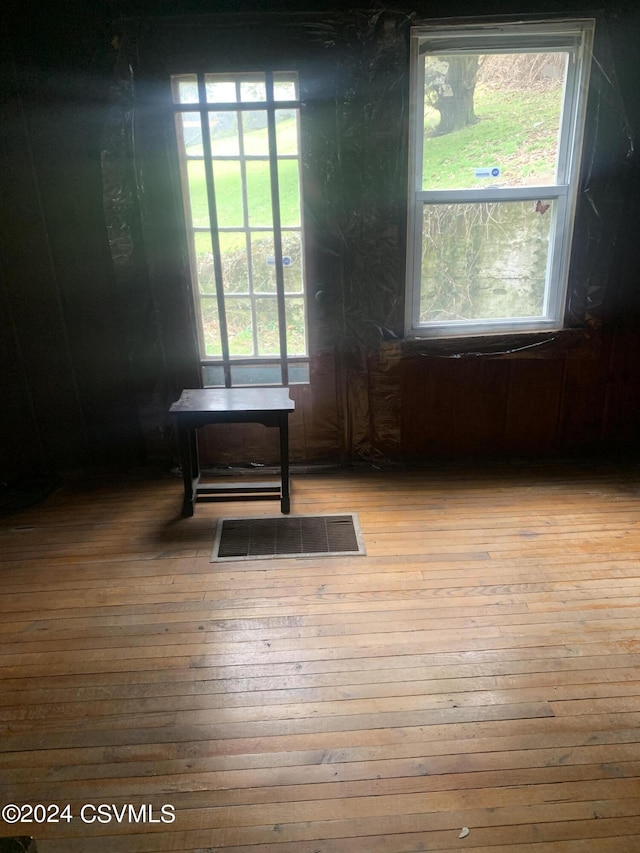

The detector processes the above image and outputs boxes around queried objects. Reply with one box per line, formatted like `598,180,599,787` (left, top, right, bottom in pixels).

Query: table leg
279,412,290,514
178,425,200,517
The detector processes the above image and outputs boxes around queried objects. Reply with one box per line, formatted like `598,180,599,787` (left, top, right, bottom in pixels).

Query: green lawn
185,119,300,238
422,85,564,189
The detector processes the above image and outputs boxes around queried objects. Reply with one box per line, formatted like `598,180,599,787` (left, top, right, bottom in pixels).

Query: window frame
404,18,595,340
171,69,309,388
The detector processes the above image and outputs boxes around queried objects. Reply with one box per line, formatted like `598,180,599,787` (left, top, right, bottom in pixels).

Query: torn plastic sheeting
340,340,403,466
306,10,409,464
101,34,173,461
301,8,410,353
565,12,636,329
101,41,137,271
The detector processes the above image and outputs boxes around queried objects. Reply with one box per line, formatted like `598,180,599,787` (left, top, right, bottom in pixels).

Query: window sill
401,322,600,360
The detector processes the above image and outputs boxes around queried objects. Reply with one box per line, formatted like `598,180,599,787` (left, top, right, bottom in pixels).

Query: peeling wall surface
2,0,640,479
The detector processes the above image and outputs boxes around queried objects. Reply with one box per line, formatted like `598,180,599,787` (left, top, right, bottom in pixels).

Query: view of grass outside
422,52,566,189
184,118,301,233
419,52,568,322
423,87,564,189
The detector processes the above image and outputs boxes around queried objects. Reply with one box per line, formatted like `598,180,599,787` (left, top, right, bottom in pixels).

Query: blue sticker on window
474,167,500,178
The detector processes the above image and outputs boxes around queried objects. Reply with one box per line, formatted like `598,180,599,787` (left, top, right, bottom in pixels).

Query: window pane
212,161,244,227
205,362,309,386
242,111,269,155
255,297,280,355
205,75,237,103
171,74,198,104
185,161,209,228
209,112,239,156
285,297,307,355
201,298,222,356
273,75,298,101
226,298,255,356
194,232,215,293
289,363,310,383
219,232,248,294
275,110,298,154
201,364,225,386
240,77,266,102
250,232,277,293
282,231,303,293
230,363,283,385
419,200,553,322
246,161,272,226
278,160,301,225
422,52,568,190
176,112,202,153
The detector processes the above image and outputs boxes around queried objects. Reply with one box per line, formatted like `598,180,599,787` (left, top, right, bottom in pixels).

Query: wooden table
169,388,295,517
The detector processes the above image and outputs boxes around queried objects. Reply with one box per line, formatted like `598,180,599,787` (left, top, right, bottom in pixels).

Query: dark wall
1,7,143,479
2,0,640,481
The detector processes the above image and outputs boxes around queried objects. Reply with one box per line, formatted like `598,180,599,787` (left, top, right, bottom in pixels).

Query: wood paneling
1,463,640,850
400,356,512,461
398,329,640,464
503,359,565,456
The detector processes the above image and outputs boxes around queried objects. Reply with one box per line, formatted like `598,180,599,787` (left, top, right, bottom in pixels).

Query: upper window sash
410,23,594,193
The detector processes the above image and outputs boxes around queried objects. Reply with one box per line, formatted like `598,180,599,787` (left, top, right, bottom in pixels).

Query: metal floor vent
211,514,365,562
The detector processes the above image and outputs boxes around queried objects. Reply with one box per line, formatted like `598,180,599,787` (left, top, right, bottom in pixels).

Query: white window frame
405,19,595,339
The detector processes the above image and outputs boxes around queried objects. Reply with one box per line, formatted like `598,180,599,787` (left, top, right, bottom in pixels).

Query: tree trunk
434,56,480,135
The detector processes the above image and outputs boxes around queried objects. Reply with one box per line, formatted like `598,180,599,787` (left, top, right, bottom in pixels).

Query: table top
169,387,295,415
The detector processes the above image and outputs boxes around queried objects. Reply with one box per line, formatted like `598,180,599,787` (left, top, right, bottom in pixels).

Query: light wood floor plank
2,463,640,851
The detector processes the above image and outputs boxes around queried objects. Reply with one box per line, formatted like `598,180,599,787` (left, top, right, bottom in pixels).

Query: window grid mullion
197,72,231,386
265,71,289,386
234,84,260,362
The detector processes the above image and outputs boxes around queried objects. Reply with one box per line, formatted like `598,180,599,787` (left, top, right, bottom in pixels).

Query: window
405,19,595,339
171,71,308,386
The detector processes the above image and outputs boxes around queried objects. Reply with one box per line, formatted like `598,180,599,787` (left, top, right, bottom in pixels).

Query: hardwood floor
1,461,640,852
